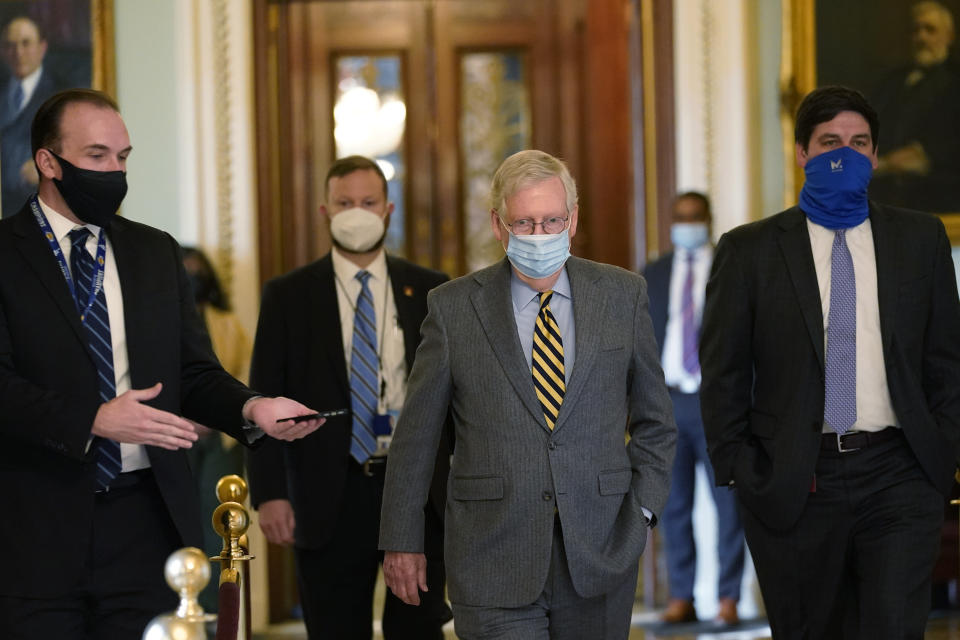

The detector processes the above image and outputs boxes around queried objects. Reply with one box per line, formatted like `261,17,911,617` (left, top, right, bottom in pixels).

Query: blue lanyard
30,196,107,324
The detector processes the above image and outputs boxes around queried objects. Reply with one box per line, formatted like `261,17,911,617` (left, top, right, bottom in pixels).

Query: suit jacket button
548,442,557,451
542,491,553,501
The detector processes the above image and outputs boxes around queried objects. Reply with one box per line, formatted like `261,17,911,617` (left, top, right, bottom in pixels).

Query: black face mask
49,151,128,228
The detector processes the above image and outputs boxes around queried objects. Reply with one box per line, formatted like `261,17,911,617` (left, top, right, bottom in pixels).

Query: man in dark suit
380,150,676,640
644,192,744,626
247,155,451,639
0,15,64,217
701,85,960,639
0,88,323,639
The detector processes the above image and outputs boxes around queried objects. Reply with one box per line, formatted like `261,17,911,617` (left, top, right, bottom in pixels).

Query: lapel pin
403,286,414,297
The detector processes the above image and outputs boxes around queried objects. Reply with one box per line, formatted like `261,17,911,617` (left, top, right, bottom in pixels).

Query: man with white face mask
247,156,452,639
380,150,676,639
643,192,745,626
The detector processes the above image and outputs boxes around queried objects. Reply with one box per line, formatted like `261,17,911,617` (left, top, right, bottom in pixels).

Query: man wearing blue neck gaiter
700,85,960,639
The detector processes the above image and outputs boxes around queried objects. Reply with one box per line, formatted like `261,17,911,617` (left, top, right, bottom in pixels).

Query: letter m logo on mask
830,159,843,171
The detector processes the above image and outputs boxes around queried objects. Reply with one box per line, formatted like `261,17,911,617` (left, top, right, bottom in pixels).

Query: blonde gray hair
490,150,578,217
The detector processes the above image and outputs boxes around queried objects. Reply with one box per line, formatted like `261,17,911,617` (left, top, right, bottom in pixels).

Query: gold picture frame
780,0,960,242
92,0,117,98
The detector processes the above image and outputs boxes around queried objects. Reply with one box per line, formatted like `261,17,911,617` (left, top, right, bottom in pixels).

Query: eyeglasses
499,216,569,236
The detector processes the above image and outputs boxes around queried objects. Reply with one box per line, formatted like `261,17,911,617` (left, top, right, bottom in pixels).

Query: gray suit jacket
379,256,676,607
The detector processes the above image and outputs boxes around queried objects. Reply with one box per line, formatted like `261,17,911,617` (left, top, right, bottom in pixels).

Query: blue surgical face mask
670,222,709,250
798,146,873,229
502,220,571,280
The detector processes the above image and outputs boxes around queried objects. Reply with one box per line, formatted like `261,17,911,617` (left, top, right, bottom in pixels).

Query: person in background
247,155,452,639
870,0,960,212
643,192,744,626
182,246,252,613
0,15,65,217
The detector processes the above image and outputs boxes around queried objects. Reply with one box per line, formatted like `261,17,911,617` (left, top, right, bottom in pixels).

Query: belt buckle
362,457,386,477
836,431,860,453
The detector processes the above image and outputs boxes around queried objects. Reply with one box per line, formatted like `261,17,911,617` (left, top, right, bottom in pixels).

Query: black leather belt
96,468,152,493
821,427,902,453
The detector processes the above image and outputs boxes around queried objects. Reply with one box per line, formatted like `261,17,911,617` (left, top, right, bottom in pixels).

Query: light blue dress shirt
511,267,575,383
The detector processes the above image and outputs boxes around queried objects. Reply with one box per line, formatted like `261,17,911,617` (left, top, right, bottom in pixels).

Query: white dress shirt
16,66,43,111
662,245,712,393
40,197,150,471
806,218,899,433
332,249,407,419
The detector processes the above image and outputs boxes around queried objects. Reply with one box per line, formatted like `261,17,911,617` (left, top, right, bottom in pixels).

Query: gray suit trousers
451,516,637,640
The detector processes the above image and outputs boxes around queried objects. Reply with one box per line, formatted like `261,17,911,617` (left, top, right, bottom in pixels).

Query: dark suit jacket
0,70,65,217
700,203,960,531
0,203,258,598
246,253,450,556
643,251,674,351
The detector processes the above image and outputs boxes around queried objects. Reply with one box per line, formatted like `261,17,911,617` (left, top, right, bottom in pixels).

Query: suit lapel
386,256,420,372
311,256,350,398
471,259,546,427
110,220,164,390
869,203,899,356
11,208,88,349
776,208,825,369
552,257,605,433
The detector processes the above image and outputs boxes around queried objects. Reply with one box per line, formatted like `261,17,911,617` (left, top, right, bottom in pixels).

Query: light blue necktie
349,270,379,463
824,229,857,434
69,228,122,490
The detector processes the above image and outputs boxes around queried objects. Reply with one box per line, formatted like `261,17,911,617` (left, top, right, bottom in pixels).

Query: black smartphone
277,408,349,423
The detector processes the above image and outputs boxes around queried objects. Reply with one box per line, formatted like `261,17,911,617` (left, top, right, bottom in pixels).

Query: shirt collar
806,216,871,238
331,247,388,286
38,196,101,244
510,265,571,313
675,244,713,262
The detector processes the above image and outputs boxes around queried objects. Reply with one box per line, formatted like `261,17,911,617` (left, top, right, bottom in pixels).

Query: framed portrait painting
782,0,960,237
0,0,114,218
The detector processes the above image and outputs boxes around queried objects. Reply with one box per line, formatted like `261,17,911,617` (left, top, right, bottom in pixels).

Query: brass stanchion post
212,474,254,640
142,547,217,639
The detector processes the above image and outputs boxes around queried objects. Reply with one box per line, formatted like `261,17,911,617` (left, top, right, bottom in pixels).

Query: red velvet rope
215,581,241,640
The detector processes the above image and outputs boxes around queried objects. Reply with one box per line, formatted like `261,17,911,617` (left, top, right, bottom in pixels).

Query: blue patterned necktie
69,228,121,490
532,291,565,430
681,253,700,374
824,229,857,434
349,270,379,463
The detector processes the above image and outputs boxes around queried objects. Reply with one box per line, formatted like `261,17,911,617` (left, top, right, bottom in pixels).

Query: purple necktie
824,230,857,434
681,253,699,375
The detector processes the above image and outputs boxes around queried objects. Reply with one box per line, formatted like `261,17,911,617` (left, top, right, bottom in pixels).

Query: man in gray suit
379,150,676,639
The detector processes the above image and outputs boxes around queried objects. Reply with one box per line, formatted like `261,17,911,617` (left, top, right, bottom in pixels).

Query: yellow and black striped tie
532,290,565,429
